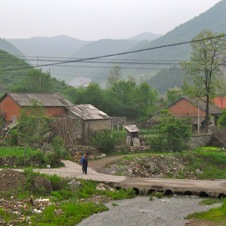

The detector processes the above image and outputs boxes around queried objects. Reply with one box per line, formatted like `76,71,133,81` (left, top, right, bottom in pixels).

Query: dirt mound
0,169,26,191
90,155,197,179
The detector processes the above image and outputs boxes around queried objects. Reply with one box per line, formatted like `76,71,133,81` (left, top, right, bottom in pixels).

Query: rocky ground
0,156,224,226
89,155,199,179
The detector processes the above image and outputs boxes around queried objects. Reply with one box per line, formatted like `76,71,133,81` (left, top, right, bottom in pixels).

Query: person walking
80,153,85,173
82,154,88,174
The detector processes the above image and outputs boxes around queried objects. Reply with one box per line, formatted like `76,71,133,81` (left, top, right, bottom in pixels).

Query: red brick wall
0,95,21,121
0,95,68,122
169,99,206,117
45,107,68,117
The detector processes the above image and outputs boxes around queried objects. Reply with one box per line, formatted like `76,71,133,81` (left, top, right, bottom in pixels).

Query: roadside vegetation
186,199,226,224
0,169,135,225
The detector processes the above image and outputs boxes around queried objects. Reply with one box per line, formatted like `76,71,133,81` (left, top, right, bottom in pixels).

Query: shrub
90,130,119,153
148,111,192,152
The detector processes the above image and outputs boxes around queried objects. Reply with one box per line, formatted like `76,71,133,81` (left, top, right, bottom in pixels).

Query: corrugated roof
67,104,110,120
7,93,73,107
124,125,139,133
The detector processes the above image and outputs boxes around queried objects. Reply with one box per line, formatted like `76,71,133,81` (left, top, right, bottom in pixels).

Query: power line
34,34,226,67
1,34,225,72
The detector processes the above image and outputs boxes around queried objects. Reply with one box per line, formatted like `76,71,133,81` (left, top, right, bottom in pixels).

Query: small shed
124,125,140,146
55,104,112,146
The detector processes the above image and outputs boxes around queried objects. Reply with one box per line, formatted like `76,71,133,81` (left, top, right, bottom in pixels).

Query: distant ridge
5,0,226,92
129,32,162,41
8,35,89,58
0,38,24,57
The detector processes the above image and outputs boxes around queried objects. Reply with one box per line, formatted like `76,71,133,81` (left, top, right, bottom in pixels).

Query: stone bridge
34,160,226,199
113,177,226,198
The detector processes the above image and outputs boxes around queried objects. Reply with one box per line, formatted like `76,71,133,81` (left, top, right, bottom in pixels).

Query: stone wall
188,134,212,149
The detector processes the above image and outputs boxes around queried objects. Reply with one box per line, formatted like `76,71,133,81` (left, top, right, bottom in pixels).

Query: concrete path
33,160,226,196
34,160,126,183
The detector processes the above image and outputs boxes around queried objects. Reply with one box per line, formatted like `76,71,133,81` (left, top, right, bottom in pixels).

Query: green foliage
187,199,226,222
51,136,66,165
149,191,165,200
148,111,192,152
106,65,121,88
147,66,185,94
90,130,122,153
13,69,54,93
218,109,226,128
89,130,126,153
181,30,226,131
31,201,108,225
0,50,31,94
0,147,40,157
176,150,226,179
10,105,50,148
73,80,159,120
0,208,18,223
165,87,184,104
199,199,222,206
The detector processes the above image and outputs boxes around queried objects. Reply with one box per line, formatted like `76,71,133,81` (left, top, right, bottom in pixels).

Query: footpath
35,160,126,183
34,160,226,197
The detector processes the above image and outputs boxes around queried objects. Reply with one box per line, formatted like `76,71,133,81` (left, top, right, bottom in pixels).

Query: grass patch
0,146,41,157
199,198,222,205
31,201,108,225
187,199,226,223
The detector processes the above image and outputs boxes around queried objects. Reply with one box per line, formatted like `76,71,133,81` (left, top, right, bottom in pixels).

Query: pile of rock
105,155,191,178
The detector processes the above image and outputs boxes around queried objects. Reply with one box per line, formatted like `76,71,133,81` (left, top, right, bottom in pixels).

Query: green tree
13,69,54,93
12,101,50,148
106,65,121,88
134,82,159,119
75,83,104,109
166,87,183,104
218,109,226,128
181,30,226,132
149,111,192,152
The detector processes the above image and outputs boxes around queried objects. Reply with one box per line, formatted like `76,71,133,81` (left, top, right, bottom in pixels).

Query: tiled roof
169,96,221,115
212,97,226,109
6,93,73,107
67,104,110,120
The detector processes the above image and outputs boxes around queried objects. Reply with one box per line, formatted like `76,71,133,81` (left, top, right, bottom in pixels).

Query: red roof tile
212,97,226,109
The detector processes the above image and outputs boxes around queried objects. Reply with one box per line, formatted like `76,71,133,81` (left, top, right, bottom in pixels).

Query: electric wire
0,34,225,72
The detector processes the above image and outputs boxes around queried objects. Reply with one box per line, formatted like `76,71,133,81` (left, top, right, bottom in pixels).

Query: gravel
77,196,221,226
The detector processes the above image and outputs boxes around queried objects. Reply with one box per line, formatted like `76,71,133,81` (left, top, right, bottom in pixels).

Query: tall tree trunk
205,94,209,133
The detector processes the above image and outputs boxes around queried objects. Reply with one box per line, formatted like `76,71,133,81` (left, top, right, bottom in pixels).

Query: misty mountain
128,32,162,41
64,0,226,90
125,0,226,93
48,39,141,85
8,35,89,61
4,0,226,92
0,38,24,57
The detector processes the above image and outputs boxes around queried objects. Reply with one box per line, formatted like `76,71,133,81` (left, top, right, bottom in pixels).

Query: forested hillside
0,38,24,57
4,1,226,95
0,50,160,120
0,50,30,94
0,50,71,96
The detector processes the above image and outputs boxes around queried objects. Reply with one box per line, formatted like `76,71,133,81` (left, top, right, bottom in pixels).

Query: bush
148,111,192,152
90,130,120,153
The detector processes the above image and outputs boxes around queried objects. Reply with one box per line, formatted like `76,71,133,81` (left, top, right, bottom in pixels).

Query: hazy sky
0,0,222,40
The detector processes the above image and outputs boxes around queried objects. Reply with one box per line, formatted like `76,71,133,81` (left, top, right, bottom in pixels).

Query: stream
77,196,221,226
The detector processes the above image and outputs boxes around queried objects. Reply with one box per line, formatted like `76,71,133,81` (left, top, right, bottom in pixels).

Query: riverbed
77,196,221,226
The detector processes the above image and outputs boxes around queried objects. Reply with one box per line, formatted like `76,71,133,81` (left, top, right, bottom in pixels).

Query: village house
0,93,72,122
0,93,111,145
146,96,222,132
